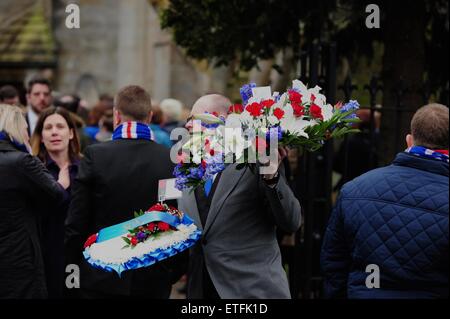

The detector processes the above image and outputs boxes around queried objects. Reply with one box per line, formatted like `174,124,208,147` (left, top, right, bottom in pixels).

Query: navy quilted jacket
321,152,449,299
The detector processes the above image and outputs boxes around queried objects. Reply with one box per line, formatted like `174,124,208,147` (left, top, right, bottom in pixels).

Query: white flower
282,103,294,118
193,113,224,124
267,115,280,126
280,116,311,138
322,104,334,122
290,119,311,137
224,127,246,160
225,113,243,128
292,80,309,95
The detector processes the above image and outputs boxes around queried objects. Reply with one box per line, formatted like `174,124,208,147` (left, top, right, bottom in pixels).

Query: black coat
65,138,186,297
40,158,79,299
0,140,67,299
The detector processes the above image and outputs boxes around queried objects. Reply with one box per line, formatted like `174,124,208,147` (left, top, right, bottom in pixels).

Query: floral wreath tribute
83,202,201,276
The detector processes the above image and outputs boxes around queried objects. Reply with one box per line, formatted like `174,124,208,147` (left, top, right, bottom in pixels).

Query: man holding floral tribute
180,94,302,299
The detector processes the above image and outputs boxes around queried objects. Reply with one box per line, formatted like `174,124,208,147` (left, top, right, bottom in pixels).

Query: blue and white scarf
0,131,29,153
405,146,449,163
112,121,153,141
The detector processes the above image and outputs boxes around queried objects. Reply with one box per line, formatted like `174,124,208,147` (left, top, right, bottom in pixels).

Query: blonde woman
0,104,69,299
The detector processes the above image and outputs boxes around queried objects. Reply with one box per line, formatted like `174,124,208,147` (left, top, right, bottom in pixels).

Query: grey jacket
180,164,302,299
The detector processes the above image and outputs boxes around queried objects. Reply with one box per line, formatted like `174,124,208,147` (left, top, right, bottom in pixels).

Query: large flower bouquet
83,202,201,276
174,79,360,191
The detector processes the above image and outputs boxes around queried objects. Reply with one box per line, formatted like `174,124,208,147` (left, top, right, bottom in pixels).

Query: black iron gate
285,40,449,299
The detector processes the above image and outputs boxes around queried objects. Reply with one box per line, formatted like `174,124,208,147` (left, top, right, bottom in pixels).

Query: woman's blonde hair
0,104,28,144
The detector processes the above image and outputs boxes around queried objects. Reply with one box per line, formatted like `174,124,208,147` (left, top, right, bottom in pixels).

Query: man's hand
262,146,289,181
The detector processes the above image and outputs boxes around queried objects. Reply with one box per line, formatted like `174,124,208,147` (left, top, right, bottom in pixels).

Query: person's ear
113,108,121,128
69,128,74,140
406,134,414,148
147,111,153,124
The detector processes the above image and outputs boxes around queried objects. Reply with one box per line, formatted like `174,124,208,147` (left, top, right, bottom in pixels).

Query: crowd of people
0,75,448,299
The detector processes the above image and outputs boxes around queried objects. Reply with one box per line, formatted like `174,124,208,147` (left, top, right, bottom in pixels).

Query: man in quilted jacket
321,103,449,299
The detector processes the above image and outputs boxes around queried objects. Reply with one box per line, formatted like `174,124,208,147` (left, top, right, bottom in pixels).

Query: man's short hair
0,85,19,101
27,76,51,93
411,103,449,149
114,85,152,121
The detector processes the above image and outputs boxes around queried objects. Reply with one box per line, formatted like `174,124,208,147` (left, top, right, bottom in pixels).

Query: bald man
179,94,302,299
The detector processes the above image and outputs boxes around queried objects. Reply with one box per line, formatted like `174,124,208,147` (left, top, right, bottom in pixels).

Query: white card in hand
158,178,182,202
251,86,272,101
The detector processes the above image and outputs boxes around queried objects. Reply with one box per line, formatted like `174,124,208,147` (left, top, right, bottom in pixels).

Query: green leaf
122,237,131,245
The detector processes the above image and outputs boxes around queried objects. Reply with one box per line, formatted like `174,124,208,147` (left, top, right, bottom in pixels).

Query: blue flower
205,154,226,177
240,83,256,105
341,100,360,113
266,126,283,143
188,166,205,179
340,100,360,120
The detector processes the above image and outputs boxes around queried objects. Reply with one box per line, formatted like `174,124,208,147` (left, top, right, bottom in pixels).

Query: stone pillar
117,0,153,92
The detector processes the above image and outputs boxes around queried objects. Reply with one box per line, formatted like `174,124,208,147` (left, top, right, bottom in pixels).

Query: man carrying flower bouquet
65,85,186,298
180,94,302,299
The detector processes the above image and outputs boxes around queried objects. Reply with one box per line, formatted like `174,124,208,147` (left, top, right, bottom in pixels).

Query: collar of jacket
393,151,449,177
0,139,21,152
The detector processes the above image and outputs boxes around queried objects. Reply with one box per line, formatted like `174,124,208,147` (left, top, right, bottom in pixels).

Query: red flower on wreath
246,102,263,117
84,233,98,248
310,103,323,120
148,203,165,212
130,238,138,246
157,222,170,231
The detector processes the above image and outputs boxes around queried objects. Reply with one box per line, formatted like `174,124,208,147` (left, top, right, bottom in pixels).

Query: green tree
161,0,448,163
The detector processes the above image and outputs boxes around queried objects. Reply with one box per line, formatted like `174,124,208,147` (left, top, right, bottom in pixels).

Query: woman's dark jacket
0,140,67,299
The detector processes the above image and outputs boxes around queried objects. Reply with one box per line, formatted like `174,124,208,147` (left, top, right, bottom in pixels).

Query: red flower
309,103,323,120
157,222,170,231
148,203,165,212
289,90,303,104
209,149,215,156
334,101,343,110
273,108,285,120
211,112,219,117
83,233,98,248
310,94,316,103
246,102,263,117
228,104,244,113
201,160,207,169
130,237,138,246
261,99,275,109
147,222,156,231
292,103,304,117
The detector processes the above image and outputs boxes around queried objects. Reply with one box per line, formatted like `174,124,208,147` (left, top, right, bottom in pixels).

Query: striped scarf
112,122,152,141
405,146,449,163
